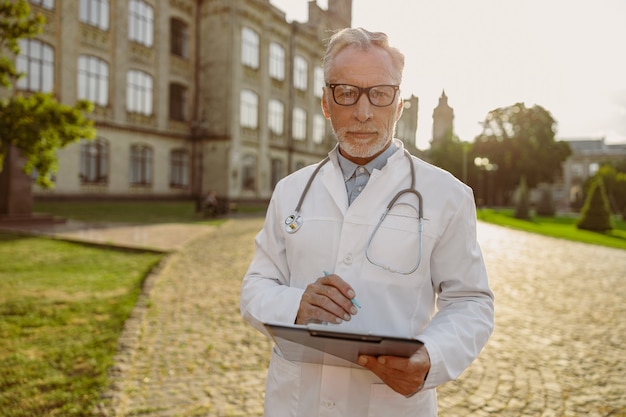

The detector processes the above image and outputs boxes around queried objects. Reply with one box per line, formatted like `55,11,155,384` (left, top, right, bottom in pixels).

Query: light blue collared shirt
337,142,399,205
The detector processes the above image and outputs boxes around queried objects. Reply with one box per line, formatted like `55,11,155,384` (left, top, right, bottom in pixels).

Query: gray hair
323,27,405,84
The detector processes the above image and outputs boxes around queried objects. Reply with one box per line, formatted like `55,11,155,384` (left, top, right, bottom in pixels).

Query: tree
427,134,468,181
0,0,95,189
577,176,613,232
472,103,571,203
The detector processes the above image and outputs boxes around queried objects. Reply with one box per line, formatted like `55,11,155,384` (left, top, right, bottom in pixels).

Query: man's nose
353,93,373,122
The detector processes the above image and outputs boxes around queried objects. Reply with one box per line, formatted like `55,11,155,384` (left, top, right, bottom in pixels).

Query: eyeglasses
326,83,400,107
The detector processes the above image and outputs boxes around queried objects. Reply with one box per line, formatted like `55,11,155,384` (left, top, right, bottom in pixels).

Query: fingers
357,349,430,397
295,274,358,325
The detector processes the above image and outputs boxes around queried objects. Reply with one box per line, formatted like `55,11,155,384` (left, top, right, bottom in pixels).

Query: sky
270,0,626,150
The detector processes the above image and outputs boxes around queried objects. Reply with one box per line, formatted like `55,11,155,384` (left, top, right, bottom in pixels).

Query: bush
577,176,613,232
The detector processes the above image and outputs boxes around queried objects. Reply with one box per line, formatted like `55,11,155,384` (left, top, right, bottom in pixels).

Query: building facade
3,0,420,204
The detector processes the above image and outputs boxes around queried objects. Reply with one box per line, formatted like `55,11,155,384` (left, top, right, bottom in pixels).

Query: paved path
98,217,626,417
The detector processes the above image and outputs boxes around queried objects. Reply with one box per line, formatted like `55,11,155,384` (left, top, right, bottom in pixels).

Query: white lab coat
241,140,494,417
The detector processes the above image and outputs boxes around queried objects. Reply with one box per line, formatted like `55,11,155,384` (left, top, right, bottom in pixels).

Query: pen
323,271,361,309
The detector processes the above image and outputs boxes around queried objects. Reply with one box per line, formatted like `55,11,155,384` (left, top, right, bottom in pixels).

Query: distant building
2,0,422,204
431,90,454,147
559,137,626,207
396,94,420,154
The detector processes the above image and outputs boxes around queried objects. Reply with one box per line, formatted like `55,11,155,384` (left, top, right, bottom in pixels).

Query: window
314,66,324,98
240,89,258,129
129,0,154,47
292,108,307,141
271,158,283,189
312,114,326,144
269,42,285,80
242,154,257,191
126,70,153,115
170,18,189,58
293,55,308,91
268,99,284,135
129,144,152,185
170,149,189,187
169,83,188,121
80,138,108,184
241,27,259,69
16,39,54,92
79,0,109,30
31,0,54,9
78,55,109,106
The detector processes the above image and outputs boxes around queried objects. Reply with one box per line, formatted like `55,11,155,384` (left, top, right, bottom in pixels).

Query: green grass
477,209,626,250
0,234,162,416
33,200,267,225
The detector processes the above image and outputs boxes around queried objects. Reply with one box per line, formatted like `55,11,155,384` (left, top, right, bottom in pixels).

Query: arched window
129,144,153,185
80,138,109,184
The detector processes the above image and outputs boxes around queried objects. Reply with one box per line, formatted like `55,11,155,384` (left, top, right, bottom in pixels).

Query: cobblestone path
102,217,626,417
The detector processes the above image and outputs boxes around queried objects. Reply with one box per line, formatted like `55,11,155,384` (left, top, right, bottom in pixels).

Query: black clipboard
264,322,423,367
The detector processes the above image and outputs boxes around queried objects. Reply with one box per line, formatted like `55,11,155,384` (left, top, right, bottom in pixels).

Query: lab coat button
323,400,335,409
343,254,353,264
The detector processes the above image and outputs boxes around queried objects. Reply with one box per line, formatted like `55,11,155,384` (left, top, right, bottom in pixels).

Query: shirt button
358,167,365,173
343,253,353,265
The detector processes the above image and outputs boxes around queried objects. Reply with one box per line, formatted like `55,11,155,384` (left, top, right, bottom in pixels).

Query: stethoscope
284,150,424,275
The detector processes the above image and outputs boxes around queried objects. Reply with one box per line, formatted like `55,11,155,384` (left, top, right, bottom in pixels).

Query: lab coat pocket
265,347,301,416
367,383,436,417
365,202,424,279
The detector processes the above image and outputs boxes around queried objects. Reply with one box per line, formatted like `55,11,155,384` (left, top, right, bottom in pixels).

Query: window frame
269,42,285,80
169,148,190,188
129,144,153,186
16,39,54,93
170,18,189,58
79,0,109,30
292,107,307,141
78,55,109,106
169,83,188,121
293,55,308,91
128,0,154,47
126,70,153,115
80,137,109,184
268,99,284,135
240,89,259,129
241,27,259,69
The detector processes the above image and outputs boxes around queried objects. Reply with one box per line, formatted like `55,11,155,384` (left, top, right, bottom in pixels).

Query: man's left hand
358,345,430,397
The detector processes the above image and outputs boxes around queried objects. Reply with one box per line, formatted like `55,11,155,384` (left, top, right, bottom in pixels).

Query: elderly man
241,27,494,417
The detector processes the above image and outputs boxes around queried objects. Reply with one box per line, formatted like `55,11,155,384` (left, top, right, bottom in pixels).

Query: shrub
577,176,613,232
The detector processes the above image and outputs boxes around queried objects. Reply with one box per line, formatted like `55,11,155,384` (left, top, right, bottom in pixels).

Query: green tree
0,0,95,189
472,103,571,202
577,176,613,232
427,134,468,181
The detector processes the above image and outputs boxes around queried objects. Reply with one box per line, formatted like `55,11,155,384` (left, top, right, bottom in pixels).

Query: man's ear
321,88,331,119
395,99,404,121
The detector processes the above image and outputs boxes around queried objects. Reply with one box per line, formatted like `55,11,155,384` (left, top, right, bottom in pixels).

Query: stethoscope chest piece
284,212,303,233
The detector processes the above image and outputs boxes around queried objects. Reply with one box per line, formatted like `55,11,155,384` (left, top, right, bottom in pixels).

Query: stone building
431,90,454,147
2,0,419,205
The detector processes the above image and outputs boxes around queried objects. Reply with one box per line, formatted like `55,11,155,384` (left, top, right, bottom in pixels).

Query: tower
431,90,454,148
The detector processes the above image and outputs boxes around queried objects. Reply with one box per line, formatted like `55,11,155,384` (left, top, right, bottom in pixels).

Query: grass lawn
0,231,162,416
477,208,626,250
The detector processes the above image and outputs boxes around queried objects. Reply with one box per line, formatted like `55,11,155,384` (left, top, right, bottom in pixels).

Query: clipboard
264,322,423,367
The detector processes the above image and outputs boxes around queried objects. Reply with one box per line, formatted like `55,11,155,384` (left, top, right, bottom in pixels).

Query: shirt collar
336,142,399,181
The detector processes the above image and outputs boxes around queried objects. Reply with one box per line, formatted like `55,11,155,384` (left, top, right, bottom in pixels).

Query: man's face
322,45,403,164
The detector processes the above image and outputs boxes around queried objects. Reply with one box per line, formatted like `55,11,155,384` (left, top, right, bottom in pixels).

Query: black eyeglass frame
326,83,400,107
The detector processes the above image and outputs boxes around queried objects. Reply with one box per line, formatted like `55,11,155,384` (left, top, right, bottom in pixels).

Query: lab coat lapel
320,156,349,213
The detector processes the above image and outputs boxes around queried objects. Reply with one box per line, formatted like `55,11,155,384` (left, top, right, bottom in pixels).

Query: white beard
334,124,393,159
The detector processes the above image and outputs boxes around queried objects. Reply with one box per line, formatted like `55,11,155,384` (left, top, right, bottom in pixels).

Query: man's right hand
295,273,359,325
